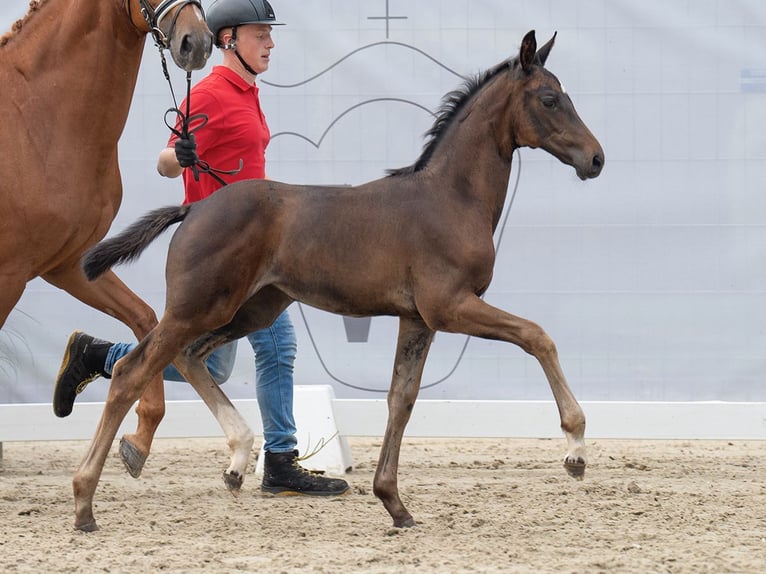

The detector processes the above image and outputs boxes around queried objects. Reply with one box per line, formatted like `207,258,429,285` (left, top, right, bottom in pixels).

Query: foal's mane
386,57,514,177
1,0,46,48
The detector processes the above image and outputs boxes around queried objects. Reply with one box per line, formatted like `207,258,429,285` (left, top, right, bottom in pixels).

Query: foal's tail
83,204,192,280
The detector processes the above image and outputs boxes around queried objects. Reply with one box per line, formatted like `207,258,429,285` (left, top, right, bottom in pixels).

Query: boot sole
52,331,83,418
261,486,350,497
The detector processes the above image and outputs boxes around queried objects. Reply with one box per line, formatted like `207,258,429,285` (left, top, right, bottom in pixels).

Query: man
53,0,348,497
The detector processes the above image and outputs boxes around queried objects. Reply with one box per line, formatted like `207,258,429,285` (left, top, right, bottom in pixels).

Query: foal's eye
541,96,557,109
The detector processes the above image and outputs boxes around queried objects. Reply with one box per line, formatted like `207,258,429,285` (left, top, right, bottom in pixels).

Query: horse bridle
128,0,242,186
123,0,205,50
135,0,205,49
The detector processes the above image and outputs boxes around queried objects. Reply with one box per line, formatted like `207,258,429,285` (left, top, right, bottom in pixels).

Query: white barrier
0,388,764,445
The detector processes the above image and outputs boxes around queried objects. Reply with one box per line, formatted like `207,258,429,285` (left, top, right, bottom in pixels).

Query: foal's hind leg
172,351,254,493
170,291,294,493
73,331,173,531
374,316,434,528
429,294,587,478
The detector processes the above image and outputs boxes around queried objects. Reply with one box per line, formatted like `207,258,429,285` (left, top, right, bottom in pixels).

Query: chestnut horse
74,30,604,531
0,0,211,472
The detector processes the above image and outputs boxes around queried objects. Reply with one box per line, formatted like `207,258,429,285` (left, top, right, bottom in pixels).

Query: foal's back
169,175,493,318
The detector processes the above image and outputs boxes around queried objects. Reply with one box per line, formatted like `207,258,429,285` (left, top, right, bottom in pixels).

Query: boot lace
294,432,340,474
75,372,102,394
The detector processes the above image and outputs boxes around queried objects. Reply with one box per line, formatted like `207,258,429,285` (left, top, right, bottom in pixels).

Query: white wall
2,1,765,412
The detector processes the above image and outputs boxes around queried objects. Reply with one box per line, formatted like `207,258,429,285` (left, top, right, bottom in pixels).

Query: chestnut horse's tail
82,204,192,281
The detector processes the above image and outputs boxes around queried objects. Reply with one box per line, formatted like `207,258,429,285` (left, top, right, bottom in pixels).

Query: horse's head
133,0,213,71
506,30,604,180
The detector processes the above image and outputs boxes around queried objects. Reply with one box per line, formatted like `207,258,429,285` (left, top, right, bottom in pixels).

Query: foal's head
503,30,604,180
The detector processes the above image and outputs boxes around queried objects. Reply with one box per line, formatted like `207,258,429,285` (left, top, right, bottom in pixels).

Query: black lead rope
158,52,244,186
143,0,243,187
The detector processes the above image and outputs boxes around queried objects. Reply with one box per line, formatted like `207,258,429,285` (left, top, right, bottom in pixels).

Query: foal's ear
520,30,537,73
536,31,557,66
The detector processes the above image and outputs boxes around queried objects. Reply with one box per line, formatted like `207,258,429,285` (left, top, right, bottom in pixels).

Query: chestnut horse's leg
432,294,587,477
172,353,255,492
374,316,434,528
0,274,27,329
44,266,164,477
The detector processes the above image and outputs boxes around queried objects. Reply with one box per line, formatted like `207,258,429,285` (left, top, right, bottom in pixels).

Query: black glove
174,134,198,168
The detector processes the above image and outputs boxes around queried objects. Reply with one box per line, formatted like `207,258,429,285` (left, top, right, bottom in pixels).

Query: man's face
219,24,274,74
223,24,274,74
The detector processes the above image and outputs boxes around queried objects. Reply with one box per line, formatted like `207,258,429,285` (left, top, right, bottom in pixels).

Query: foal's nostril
593,155,603,169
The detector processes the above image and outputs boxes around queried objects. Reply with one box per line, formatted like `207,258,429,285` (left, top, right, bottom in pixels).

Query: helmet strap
227,26,259,77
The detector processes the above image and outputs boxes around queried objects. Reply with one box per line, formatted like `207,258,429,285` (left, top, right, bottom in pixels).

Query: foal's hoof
119,438,147,478
393,515,416,528
223,470,243,496
74,520,99,533
564,458,586,480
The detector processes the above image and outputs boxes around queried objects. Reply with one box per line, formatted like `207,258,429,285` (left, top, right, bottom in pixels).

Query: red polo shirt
167,65,270,204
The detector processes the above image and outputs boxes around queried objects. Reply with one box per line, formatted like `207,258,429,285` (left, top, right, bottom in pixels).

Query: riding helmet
206,0,284,45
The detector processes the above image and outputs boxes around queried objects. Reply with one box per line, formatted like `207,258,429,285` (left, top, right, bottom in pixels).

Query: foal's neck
425,81,516,225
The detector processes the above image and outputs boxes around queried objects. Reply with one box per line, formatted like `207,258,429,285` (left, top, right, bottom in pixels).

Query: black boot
52,331,113,418
262,450,350,496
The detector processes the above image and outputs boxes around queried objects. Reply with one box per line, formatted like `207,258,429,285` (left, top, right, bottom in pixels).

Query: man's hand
174,134,198,168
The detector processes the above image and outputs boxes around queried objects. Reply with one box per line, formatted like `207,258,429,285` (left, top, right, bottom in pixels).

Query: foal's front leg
437,294,587,477
374,317,434,527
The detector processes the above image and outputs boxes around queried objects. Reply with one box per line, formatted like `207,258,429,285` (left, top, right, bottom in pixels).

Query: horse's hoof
119,437,147,478
74,520,99,533
393,516,416,528
564,459,586,480
223,470,243,496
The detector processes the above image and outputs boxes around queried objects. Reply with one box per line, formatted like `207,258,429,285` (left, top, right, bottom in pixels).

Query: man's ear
220,27,236,49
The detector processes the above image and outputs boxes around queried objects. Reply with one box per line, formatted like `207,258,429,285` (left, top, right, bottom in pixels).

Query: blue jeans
104,310,298,453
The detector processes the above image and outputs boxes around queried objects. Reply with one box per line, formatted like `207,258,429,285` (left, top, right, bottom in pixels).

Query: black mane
386,58,513,177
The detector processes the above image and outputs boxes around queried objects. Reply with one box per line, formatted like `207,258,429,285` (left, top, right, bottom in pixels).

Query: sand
1,436,764,573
